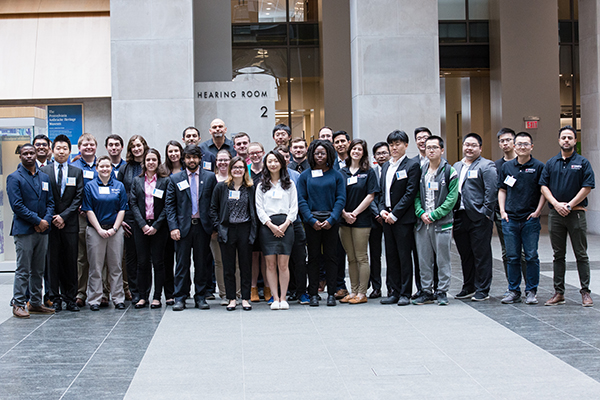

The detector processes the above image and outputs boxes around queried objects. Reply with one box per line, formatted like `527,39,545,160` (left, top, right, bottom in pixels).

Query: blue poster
47,105,83,144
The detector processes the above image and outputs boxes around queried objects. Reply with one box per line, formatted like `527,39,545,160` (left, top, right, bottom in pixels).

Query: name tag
66,177,76,186
504,175,516,187
229,190,240,200
42,182,49,191
396,170,407,180
203,161,211,170
311,170,323,178
177,180,190,191
347,176,358,186
99,187,110,195
272,190,283,199
467,170,478,179
427,182,439,191
153,188,164,198
83,170,94,180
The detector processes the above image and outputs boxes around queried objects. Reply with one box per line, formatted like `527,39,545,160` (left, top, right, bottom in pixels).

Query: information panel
47,105,83,144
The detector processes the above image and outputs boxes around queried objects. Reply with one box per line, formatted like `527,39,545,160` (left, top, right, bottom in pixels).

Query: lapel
46,165,61,200
391,156,407,185
460,157,481,189
19,166,40,198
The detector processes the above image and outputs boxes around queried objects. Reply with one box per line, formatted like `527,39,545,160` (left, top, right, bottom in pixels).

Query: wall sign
47,104,83,144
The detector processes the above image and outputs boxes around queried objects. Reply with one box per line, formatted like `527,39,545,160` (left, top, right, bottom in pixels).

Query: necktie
58,164,64,196
190,172,198,216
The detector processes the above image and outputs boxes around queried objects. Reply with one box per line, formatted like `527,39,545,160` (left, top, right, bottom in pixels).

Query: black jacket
129,175,169,231
209,181,257,244
41,164,84,233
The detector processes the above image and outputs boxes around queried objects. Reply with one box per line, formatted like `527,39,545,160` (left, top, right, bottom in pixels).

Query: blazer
378,156,421,224
453,155,498,221
129,175,170,232
165,169,217,237
7,164,54,236
209,181,257,245
369,164,382,219
40,164,84,233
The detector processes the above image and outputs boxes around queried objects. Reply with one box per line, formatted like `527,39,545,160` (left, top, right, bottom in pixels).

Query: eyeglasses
425,146,440,151
514,142,532,148
463,143,480,149
34,142,48,147
216,159,230,163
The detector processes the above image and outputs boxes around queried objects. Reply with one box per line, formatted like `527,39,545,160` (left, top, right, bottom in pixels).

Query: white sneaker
279,300,289,310
220,298,229,306
270,301,280,310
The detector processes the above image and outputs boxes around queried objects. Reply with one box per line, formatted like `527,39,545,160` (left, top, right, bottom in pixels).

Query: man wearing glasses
33,134,52,167
497,132,545,305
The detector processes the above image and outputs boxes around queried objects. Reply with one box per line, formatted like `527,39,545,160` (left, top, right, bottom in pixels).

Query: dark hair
272,124,291,137
182,126,200,138
260,151,292,192
226,156,253,187
559,125,577,139
141,148,169,178
126,135,149,163
515,131,533,143
387,130,409,145
414,127,432,139
52,134,72,150
33,134,51,146
183,144,203,158
291,137,307,146
274,145,289,153
463,132,483,146
307,139,336,170
319,126,333,133
105,134,124,147
346,139,371,171
164,140,184,172
97,155,112,166
19,143,35,154
372,141,389,154
497,127,515,139
233,132,250,143
426,135,444,149
332,130,350,141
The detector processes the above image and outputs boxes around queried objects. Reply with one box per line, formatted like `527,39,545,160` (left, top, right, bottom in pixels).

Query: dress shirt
255,180,298,225
187,169,200,218
144,174,157,220
54,162,68,196
384,155,406,208
458,159,469,210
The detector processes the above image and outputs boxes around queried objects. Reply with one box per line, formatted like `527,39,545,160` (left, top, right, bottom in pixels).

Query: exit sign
525,120,538,129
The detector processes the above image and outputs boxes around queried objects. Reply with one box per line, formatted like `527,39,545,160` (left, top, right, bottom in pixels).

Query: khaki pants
210,235,240,298
339,226,371,294
86,226,125,305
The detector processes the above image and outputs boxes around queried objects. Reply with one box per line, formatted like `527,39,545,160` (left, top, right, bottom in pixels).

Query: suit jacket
165,169,217,237
40,164,83,233
7,164,54,236
209,181,257,245
453,155,497,221
378,156,421,224
130,175,169,231
369,164,382,219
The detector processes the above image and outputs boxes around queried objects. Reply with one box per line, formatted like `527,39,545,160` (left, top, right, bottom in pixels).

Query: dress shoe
150,301,162,309
195,299,210,310
100,297,109,308
287,292,298,302
52,301,63,312
131,296,141,304
65,302,80,312
369,289,382,299
250,287,260,302
455,289,476,299
380,295,400,304
582,290,594,307
327,295,336,306
397,296,410,306
165,299,175,306
334,289,349,300
340,294,355,303
173,301,186,311
206,292,216,300
13,305,30,318
115,303,126,310
76,298,85,308
242,302,252,311
124,289,133,301
309,295,320,307
28,304,55,314
544,292,565,306
226,303,236,311
135,300,148,309
349,294,367,304
90,304,100,311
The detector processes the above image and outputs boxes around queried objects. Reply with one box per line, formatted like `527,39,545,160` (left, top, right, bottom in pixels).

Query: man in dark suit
453,132,498,301
165,145,217,311
41,135,84,312
7,143,55,318
378,130,421,306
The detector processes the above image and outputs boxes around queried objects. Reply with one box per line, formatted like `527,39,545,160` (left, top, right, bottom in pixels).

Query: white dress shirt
255,180,298,225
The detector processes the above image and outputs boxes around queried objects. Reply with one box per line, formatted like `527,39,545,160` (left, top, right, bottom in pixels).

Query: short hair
233,132,250,143
105,134,124,147
248,142,264,151
387,130,409,145
426,135,444,149
182,126,200,137
261,151,292,192
346,139,371,171
126,135,149,163
307,139,336,170
272,124,291,137
164,140,184,172
291,137,307,146
463,132,483,146
225,156,253,187
372,141,389,154
183,144,203,158
319,126,333,133
52,134,72,150
33,134,51,146
497,127,515,139
559,125,577,139
332,130,350,141
19,143,35,154
97,155,111,165
274,145,289,153
414,127,432,139
515,131,533,142
78,133,97,147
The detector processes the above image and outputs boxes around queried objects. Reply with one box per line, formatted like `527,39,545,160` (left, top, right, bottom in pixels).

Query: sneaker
525,291,538,305
544,292,565,306
220,298,229,306
411,289,424,300
298,293,310,305
436,292,448,306
582,291,594,307
501,291,522,304
279,300,289,310
397,296,410,306
267,296,274,305
455,289,476,299
13,305,30,318
270,301,280,310
411,292,434,305
471,292,490,302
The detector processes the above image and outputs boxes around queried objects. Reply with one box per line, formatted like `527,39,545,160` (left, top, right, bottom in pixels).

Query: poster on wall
47,105,83,146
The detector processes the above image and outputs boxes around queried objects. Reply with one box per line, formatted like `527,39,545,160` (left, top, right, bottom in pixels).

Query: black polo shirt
339,167,379,228
498,156,544,221
539,151,595,208
494,157,509,214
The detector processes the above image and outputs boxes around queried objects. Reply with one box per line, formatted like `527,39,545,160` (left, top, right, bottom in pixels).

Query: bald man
199,118,237,158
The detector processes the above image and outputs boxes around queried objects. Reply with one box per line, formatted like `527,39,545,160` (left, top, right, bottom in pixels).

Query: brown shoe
44,299,53,308
124,289,133,302
28,304,55,314
335,289,349,300
250,287,260,302
349,294,368,304
264,287,272,302
339,293,356,303
544,292,565,306
318,280,326,292
13,305,30,318
75,298,85,308
582,291,594,307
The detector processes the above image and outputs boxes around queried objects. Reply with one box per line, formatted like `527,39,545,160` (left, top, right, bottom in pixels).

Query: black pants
134,224,168,301
123,215,139,299
453,211,494,295
305,222,339,296
383,222,415,298
288,219,307,297
174,223,211,303
48,228,78,304
368,221,383,291
335,237,347,291
162,238,175,299
219,222,252,300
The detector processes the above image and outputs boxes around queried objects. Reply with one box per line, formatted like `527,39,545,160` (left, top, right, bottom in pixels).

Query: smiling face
291,141,307,160
167,145,181,164
350,144,363,161
183,129,200,146
97,159,112,179
463,137,482,161
333,135,349,155
184,154,200,172
514,135,533,158
415,131,431,153
216,153,231,174
248,145,264,165
266,154,282,174
273,130,289,147
131,139,145,159
53,141,71,164
79,139,97,158
145,152,159,174
374,146,390,166
33,138,49,160
319,128,333,142
230,160,246,179
233,136,249,157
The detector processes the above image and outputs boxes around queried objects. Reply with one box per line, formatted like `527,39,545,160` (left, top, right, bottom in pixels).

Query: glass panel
289,23,319,46
574,21,579,42
558,0,572,19
288,0,318,22
559,45,572,75
438,0,466,20
468,0,488,19
232,24,287,46
232,47,288,79
559,21,573,44
289,47,321,139
231,0,287,23
469,21,488,43
439,22,467,43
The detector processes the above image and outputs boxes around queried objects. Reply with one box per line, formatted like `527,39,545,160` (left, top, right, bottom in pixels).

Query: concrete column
579,0,600,233
489,0,560,163
349,0,440,157
110,0,195,149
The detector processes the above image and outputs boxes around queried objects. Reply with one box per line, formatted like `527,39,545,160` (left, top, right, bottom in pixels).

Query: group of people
7,118,595,319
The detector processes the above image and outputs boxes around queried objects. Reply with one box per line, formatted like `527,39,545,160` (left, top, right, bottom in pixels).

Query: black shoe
287,292,298,302
411,289,424,300
131,295,141,304
100,297,109,308
369,289,382,299
173,301,186,311
51,301,63,312
471,292,490,302
115,303,126,310
411,292,434,305
309,295,320,307
226,303,236,311
150,301,162,309
327,295,336,306
90,304,100,311
397,296,410,306
455,289,476,299
195,299,210,310
242,303,252,311
65,302,80,312
166,299,175,306
380,295,400,304
134,300,148,309
206,292,216,300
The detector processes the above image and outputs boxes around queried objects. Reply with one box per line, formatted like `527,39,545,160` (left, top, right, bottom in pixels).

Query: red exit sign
525,120,538,129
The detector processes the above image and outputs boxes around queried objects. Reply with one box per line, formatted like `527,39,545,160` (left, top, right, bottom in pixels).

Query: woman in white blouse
255,150,298,310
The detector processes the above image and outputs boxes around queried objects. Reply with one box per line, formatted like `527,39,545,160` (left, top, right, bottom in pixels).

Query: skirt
259,214,295,256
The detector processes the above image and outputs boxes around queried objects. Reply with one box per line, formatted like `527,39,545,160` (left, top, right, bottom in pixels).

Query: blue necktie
190,172,198,216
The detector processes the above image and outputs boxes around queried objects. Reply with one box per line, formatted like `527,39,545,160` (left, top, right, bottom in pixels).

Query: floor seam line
0,314,55,360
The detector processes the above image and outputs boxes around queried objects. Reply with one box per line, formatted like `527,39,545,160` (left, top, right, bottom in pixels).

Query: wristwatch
566,204,572,211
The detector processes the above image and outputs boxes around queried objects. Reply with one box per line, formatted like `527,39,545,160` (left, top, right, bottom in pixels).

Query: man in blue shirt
7,144,55,318
105,134,126,180
199,119,236,158
540,126,595,307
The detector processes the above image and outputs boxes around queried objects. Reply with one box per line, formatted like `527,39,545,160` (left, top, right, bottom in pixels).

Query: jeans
502,217,540,294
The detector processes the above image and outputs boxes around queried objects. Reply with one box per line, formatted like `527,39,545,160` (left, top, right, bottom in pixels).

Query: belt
191,218,201,225
89,223,113,230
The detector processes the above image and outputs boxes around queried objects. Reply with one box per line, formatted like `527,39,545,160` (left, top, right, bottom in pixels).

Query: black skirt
259,214,295,256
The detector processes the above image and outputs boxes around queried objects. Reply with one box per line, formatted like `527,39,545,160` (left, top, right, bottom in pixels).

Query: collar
145,173,157,183
19,163,38,176
186,168,199,177
95,174,114,186
390,155,406,167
